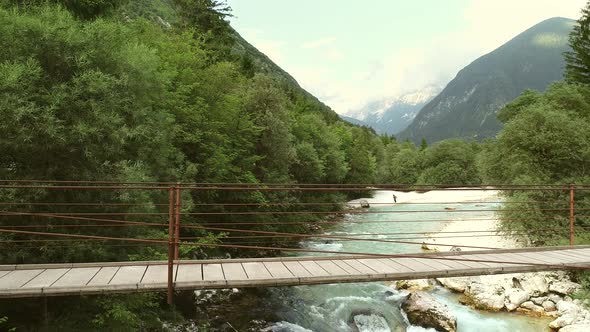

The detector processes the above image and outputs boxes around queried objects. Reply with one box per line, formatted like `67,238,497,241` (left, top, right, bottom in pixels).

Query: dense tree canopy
565,0,590,84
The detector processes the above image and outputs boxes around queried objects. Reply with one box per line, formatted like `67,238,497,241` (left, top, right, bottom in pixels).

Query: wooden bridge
2,246,589,299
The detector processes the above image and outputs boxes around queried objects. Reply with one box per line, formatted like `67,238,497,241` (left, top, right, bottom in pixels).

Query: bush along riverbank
396,272,590,331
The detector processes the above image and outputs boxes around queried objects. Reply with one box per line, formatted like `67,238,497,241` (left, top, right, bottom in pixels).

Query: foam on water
265,322,314,332
353,314,391,332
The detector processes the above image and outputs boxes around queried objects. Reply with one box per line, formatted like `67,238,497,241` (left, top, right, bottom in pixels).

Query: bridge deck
1,246,589,298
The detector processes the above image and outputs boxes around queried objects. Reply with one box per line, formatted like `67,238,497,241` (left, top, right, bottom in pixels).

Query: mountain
398,17,575,144
342,86,440,135
339,115,369,127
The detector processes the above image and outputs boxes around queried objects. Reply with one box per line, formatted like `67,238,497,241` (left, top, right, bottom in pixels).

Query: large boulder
549,300,581,329
542,300,557,312
519,301,544,314
559,324,590,332
463,282,505,311
550,280,581,296
437,277,470,293
401,292,457,332
519,274,549,296
396,279,433,291
557,300,581,315
505,289,530,311
549,314,579,329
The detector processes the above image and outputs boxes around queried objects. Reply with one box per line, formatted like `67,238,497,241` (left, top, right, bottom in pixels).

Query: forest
0,0,590,330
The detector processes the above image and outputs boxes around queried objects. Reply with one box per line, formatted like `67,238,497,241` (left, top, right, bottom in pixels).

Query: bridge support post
167,187,175,305
41,297,48,331
174,183,181,260
570,184,575,246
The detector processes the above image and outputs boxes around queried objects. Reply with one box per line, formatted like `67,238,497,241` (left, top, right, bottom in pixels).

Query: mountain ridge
343,86,441,135
397,17,575,143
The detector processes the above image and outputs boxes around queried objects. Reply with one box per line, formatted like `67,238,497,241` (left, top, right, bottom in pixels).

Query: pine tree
565,1,590,84
420,138,428,151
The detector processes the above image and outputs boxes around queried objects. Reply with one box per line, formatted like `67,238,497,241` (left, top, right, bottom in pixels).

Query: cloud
335,0,588,114
301,37,337,49
233,1,587,115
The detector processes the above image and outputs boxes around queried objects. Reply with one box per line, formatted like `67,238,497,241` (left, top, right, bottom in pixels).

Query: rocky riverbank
396,271,590,331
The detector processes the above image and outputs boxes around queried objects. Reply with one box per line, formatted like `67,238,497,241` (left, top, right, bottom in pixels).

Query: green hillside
398,17,575,144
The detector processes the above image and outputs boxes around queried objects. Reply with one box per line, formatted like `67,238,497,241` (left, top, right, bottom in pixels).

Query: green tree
420,138,428,151
478,82,590,245
565,1,590,84
417,139,480,185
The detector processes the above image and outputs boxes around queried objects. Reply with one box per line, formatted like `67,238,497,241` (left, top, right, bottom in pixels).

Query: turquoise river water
191,190,551,332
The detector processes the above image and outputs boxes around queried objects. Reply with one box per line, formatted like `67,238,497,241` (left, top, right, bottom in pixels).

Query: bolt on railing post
570,184,575,247
174,183,181,260
167,186,175,305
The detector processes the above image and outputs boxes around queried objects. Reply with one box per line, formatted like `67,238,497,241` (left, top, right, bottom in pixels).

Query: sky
227,0,587,115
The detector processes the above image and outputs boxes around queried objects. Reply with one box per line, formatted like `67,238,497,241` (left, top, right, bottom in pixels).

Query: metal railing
1,181,589,304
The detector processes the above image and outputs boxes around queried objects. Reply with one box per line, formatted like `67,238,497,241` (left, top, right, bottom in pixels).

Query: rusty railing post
167,186,175,305
174,183,181,260
570,184,575,246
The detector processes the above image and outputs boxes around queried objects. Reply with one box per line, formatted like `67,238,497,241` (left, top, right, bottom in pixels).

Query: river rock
550,314,579,329
550,280,581,296
557,300,581,315
505,289,530,311
559,324,590,332
436,277,470,293
520,301,544,313
464,283,505,311
543,300,557,312
396,279,433,291
531,296,548,305
549,300,581,328
549,293,563,303
401,292,457,332
349,312,390,332
519,274,549,296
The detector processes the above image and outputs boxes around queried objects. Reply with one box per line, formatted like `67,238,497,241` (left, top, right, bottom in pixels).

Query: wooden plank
299,261,330,276
499,253,542,265
87,267,120,286
559,250,590,264
377,259,411,272
469,254,518,268
175,264,201,283
141,265,169,284
23,269,70,288
510,252,562,266
454,255,491,269
459,254,506,268
222,263,247,280
546,250,587,262
545,250,583,260
242,262,272,279
109,266,147,285
282,261,312,277
430,257,476,270
0,270,44,289
394,258,436,272
315,260,349,275
202,264,224,281
263,262,293,278
357,258,398,274
331,260,362,275
51,267,100,288
413,258,459,271
344,259,377,274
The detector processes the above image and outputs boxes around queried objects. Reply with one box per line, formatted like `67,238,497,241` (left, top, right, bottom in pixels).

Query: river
188,190,551,332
